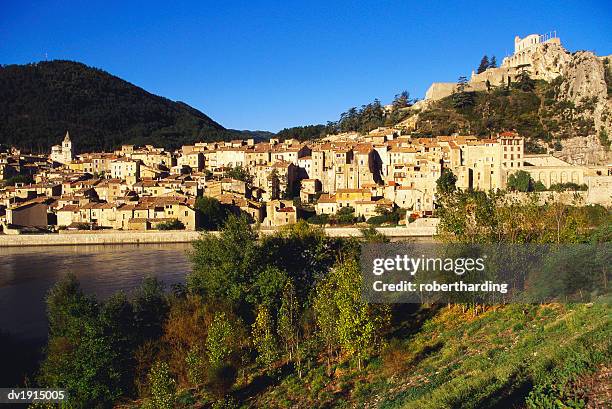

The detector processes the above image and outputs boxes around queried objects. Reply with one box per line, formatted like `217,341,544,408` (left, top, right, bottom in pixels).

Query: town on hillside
1,127,611,234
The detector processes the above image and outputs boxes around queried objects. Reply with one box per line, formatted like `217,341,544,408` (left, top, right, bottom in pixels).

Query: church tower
62,131,73,163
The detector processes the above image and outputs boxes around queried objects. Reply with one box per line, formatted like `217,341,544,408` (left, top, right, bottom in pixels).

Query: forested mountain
0,60,271,153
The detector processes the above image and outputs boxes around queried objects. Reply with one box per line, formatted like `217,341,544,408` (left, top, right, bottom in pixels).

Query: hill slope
0,60,264,152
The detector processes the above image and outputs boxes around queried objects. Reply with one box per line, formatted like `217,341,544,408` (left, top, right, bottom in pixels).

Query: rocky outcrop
553,134,609,165
404,42,612,165
552,50,612,164
529,43,571,82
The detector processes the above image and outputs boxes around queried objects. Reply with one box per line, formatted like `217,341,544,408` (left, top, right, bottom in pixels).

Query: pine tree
489,56,497,68
477,55,490,74
453,76,474,109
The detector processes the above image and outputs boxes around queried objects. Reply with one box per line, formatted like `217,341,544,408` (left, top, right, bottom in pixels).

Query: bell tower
62,131,73,163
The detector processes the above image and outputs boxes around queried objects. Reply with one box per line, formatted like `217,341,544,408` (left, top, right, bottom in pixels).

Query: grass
250,302,610,408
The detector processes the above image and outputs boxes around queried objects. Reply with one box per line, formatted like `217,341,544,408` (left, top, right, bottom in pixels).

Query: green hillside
0,61,270,153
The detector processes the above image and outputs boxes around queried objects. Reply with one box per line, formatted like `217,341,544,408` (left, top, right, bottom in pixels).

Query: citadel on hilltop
425,32,563,101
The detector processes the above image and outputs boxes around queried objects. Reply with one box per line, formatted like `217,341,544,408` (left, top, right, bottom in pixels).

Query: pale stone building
50,132,74,164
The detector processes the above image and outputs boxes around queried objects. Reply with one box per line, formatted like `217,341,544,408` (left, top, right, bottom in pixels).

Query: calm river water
0,243,192,340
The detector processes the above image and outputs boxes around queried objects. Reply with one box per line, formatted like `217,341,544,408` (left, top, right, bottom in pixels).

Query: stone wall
424,82,487,102
0,225,439,247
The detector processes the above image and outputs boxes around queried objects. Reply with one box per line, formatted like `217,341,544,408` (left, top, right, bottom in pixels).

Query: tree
206,312,234,367
251,305,279,371
184,345,206,386
277,280,300,364
194,196,228,230
99,292,137,395
332,260,379,370
392,91,411,109
225,165,253,184
514,71,535,92
507,170,533,192
145,362,176,409
132,277,169,344
188,215,259,307
360,226,390,243
477,55,490,74
453,76,474,109
155,219,185,230
313,274,339,375
489,56,497,68
336,206,355,225
40,274,128,408
436,168,457,194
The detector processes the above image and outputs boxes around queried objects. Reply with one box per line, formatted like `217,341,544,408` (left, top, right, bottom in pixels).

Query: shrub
146,362,176,409
156,219,185,230
307,214,329,225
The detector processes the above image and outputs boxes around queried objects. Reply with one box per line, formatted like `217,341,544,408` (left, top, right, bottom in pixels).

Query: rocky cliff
402,43,612,165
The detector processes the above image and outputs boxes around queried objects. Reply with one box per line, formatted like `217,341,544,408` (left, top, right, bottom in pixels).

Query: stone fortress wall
424,32,561,102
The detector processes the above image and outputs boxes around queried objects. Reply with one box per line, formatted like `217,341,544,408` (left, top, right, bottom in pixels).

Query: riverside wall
0,225,437,247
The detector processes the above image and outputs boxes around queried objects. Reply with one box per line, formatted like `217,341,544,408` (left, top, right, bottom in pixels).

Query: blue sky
1,1,611,132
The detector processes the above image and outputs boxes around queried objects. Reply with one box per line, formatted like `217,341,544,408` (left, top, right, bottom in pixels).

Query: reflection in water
0,243,192,340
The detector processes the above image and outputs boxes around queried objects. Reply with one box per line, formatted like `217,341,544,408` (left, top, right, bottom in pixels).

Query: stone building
50,132,74,164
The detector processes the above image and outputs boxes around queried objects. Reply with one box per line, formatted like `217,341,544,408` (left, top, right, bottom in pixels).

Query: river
0,243,192,340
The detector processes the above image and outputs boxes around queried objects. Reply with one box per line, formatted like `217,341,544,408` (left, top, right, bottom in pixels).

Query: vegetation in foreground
22,182,611,408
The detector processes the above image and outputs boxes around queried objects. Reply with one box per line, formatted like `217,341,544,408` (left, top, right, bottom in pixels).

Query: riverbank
0,225,437,247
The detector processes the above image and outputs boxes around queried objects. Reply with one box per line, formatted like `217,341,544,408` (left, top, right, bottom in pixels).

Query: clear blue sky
2,1,611,132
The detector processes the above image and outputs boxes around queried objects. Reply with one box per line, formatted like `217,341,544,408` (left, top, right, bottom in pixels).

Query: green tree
253,266,287,309
514,71,535,92
314,275,340,375
156,218,185,230
188,215,259,306
40,274,126,408
336,206,356,224
184,345,206,386
277,280,300,364
195,196,228,230
392,91,411,109
225,165,253,184
98,292,137,395
145,362,176,409
477,55,490,74
132,277,169,343
360,226,390,242
507,170,533,192
251,304,279,371
206,312,234,367
333,260,378,370
436,168,457,194
453,76,475,108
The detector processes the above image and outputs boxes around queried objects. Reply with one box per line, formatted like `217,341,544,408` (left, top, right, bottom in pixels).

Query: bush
307,214,329,225
146,362,176,409
549,183,588,192
336,206,356,225
1,174,33,186
156,219,185,230
195,196,229,230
